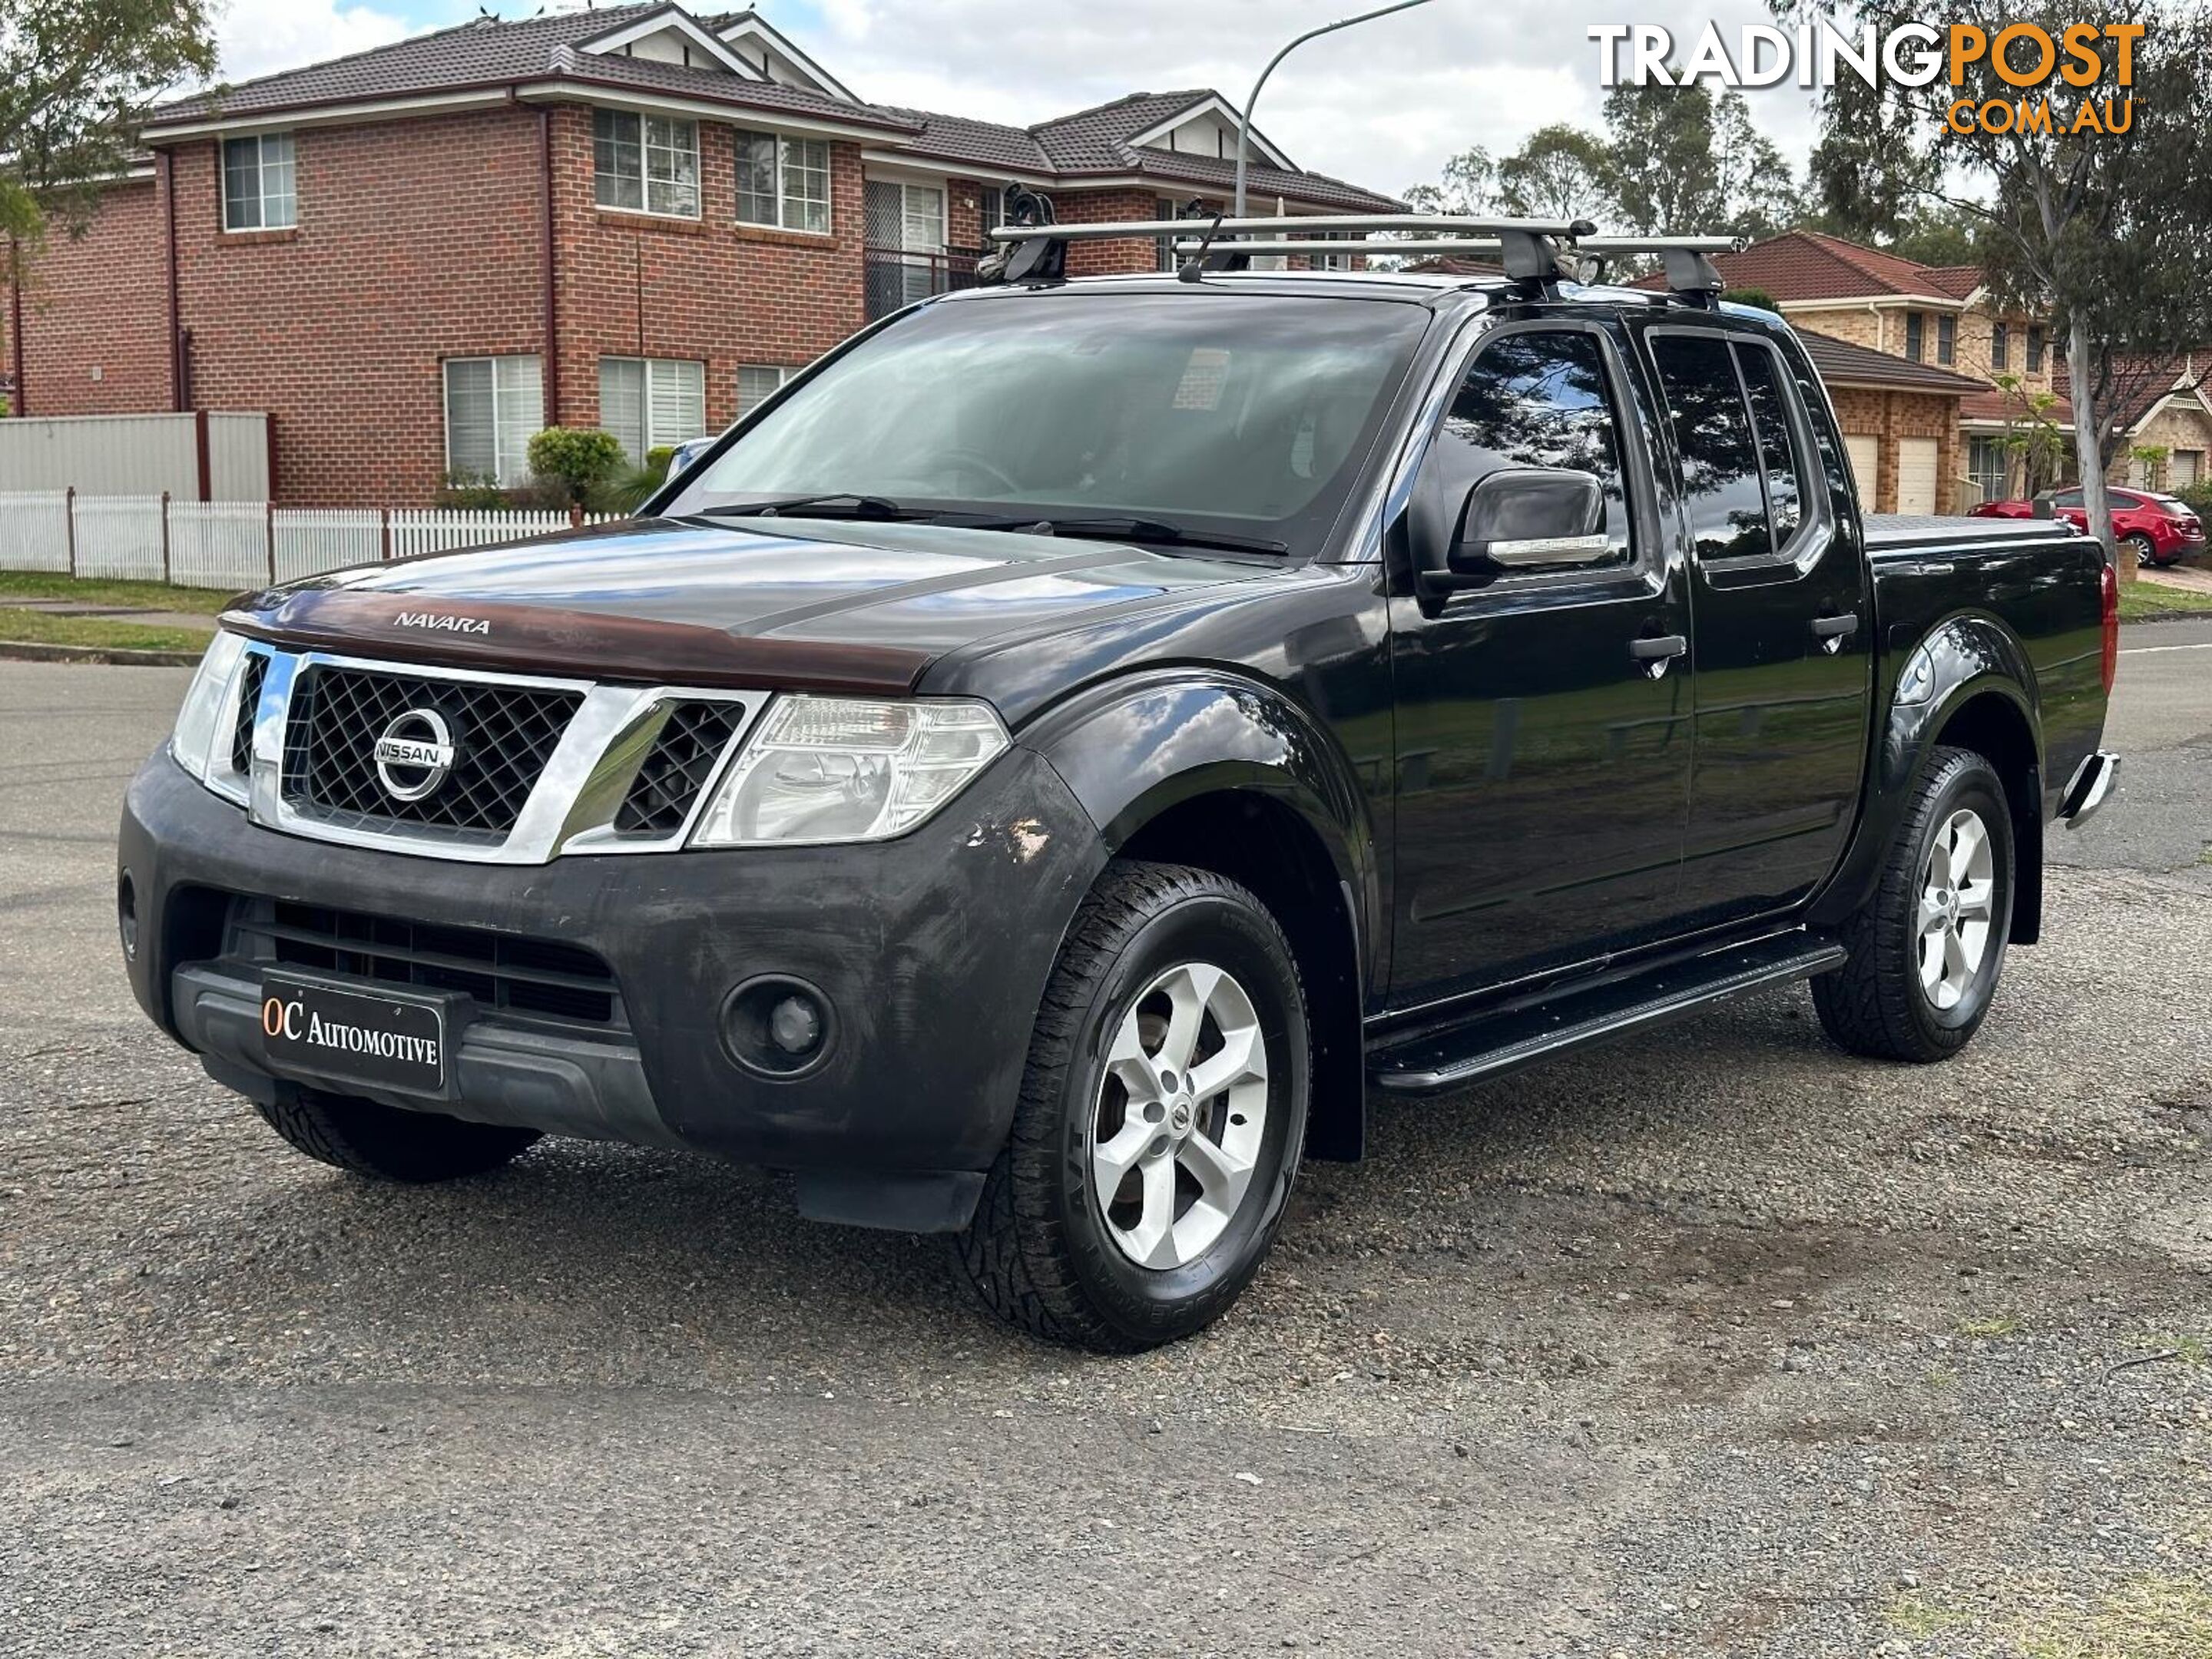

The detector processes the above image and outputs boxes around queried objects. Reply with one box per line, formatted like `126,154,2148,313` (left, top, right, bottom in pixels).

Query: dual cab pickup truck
120,221,2120,1350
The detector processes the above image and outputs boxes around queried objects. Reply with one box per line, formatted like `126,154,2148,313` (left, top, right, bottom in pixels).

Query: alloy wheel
1090,961,1270,1270
1917,807,1997,1011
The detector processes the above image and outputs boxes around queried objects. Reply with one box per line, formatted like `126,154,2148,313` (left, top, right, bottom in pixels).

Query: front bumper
119,748,1105,1222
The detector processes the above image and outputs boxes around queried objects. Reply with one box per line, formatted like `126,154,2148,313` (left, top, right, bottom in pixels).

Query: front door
1640,326,1875,926
1386,320,1695,1007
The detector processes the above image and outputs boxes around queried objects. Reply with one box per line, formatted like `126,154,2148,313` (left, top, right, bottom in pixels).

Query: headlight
169,630,250,786
690,695,1009,846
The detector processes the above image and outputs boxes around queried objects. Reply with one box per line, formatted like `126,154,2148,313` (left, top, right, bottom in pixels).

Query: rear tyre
1813,745,2015,1063
953,861,1308,1352
2124,531,2162,568
252,1088,541,1182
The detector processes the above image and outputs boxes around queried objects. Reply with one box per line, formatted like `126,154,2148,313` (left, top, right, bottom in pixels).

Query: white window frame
222,132,296,232
442,356,545,488
737,364,793,418
599,356,708,461
736,130,832,235
594,109,701,220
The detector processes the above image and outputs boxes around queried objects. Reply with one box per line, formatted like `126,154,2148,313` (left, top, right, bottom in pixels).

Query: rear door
1386,318,1695,1006
1641,326,1875,926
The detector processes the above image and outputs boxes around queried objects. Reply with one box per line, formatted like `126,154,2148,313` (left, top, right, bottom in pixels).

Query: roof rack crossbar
984,213,1591,244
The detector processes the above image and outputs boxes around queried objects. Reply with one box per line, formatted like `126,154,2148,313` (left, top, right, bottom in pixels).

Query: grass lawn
0,571,234,613
2120,578,2212,621
0,608,215,654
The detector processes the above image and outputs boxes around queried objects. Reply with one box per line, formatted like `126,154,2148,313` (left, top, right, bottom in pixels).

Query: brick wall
172,108,548,507
550,105,866,438
2116,401,2212,486
1827,385,1959,512
5,179,171,418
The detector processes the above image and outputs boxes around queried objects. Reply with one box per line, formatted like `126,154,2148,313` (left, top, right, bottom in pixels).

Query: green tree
1400,145,1495,216
0,0,217,245
1495,125,1607,221
1600,77,1799,238
1777,0,2212,577
526,428,625,507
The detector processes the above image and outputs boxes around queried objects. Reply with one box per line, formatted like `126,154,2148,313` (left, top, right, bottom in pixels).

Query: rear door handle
1629,634,1687,678
1811,613,1859,638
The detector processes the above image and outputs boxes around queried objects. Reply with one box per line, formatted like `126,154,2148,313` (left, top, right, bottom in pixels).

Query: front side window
598,356,707,461
737,131,831,232
1648,333,1770,561
1426,329,1634,568
676,293,1429,553
223,133,296,231
594,110,700,217
444,356,544,487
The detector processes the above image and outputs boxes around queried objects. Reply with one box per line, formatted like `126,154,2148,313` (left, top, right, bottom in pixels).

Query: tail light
2100,561,2120,695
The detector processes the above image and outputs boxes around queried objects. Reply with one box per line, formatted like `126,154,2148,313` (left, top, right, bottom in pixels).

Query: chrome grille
227,896,624,1029
230,651,268,777
281,664,581,837
614,700,743,836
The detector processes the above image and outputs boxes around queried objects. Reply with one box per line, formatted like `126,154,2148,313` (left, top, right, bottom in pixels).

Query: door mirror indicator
1420,469,1610,594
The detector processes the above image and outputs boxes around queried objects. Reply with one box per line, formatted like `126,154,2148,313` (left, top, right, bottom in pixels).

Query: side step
1368,931,1847,1097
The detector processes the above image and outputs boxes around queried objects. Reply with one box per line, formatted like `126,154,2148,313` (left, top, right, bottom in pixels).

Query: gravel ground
2,634,2209,1657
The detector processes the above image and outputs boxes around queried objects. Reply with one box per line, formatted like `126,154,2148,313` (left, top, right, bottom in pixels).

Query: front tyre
1813,746,2015,1063
954,861,1308,1352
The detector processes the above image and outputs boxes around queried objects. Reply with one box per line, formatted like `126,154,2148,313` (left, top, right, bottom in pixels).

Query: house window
1991,322,2010,371
2174,449,2202,488
1936,314,1956,366
1968,435,2008,502
2027,325,2046,373
222,133,296,231
598,357,707,461
737,365,792,416
594,110,700,217
444,356,544,487
1903,313,1925,363
972,186,1003,253
736,131,831,233
864,180,948,314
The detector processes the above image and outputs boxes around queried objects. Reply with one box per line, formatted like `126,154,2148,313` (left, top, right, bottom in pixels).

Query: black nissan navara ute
119,214,2120,1351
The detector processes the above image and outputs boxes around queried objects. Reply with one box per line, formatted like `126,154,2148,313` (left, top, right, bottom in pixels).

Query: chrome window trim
230,645,767,865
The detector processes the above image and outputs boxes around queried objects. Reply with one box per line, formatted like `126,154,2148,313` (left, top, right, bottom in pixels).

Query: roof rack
980,205,1741,298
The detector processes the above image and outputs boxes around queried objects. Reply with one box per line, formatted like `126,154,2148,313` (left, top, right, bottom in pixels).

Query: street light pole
1234,0,1438,218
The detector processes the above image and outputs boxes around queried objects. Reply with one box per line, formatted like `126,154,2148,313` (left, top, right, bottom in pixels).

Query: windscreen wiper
695,493,919,521
972,515,1289,555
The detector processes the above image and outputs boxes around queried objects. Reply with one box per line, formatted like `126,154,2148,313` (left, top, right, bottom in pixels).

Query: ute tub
117,746,1107,1227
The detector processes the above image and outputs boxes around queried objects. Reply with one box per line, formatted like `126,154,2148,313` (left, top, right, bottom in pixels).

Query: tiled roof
1959,384,2075,426
2054,352,2203,431
147,11,1396,211
1797,329,1987,396
1671,229,1978,303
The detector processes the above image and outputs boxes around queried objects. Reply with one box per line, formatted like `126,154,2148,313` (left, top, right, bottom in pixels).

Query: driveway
2,633,2207,1657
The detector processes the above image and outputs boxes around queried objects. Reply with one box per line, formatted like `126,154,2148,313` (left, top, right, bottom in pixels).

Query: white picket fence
0,490,618,590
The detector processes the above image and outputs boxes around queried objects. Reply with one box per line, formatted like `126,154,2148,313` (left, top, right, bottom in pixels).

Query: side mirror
667,435,717,478
1419,469,1610,594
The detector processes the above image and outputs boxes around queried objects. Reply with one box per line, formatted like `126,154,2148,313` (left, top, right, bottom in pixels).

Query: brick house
1685,227,2212,509
1793,330,1987,515
0,2,1398,506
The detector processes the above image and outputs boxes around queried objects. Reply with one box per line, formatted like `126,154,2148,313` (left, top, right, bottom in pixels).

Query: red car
1971,486,2206,567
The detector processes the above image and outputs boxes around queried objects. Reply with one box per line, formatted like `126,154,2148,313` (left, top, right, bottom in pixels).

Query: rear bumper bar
2059,749,2121,828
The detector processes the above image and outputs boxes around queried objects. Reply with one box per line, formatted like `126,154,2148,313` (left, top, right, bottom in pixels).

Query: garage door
1896,437,1939,515
1843,435,1880,500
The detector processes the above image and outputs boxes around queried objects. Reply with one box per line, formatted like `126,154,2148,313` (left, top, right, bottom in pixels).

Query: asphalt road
2,628,2209,1657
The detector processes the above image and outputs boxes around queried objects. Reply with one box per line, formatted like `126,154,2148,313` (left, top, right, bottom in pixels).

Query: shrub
1722,286,1779,313
435,470,511,510
526,428,626,505
2174,481,2212,518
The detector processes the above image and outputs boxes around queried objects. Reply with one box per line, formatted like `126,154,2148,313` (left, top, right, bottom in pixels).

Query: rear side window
1648,333,1770,560
1736,343,1806,550
1428,328,1634,567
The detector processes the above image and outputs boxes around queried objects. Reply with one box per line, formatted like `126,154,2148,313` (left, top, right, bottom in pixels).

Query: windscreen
675,292,1431,551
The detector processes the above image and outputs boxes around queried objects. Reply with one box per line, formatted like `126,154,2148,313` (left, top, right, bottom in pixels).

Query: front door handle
1811,612,1860,654
1629,634,1688,678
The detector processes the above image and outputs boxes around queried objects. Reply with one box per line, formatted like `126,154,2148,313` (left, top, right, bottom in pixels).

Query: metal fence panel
70,495,168,581
169,502,273,591
0,491,72,573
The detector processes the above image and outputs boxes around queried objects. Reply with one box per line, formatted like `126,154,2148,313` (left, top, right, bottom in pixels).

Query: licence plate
259,973,451,1094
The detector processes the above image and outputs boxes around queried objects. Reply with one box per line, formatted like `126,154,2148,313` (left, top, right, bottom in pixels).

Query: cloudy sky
214,0,1824,202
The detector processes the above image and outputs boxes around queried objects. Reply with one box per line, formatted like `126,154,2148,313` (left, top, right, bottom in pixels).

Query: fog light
769,995,822,1055
117,871,139,961
720,975,836,1078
